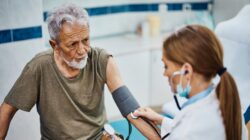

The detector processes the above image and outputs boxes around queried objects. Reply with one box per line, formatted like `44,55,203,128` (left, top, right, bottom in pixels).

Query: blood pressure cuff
112,86,140,117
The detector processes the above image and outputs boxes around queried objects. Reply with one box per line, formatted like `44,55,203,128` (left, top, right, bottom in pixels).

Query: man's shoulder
90,47,107,54
34,49,52,58
89,47,110,58
28,49,53,67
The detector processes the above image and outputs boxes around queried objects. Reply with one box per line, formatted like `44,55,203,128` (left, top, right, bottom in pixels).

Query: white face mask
60,52,88,69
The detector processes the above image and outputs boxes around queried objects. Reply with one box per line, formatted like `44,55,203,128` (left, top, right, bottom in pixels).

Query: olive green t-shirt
5,47,111,140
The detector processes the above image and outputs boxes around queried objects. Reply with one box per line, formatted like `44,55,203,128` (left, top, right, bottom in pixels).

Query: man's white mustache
60,52,88,69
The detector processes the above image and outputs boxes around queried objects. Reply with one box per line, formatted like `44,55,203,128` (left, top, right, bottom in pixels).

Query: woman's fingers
133,107,152,118
133,109,144,117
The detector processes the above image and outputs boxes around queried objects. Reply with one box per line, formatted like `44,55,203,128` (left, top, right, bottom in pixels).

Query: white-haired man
0,4,160,140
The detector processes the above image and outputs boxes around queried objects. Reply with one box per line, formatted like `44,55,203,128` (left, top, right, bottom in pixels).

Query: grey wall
213,0,250,24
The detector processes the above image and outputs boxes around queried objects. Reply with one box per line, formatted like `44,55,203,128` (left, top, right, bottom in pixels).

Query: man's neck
53,52,80,79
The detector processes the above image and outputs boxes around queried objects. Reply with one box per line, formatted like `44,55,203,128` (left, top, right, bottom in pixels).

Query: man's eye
68,43,77,48
164,66,168,69
82,39,89,43
68,45,75,49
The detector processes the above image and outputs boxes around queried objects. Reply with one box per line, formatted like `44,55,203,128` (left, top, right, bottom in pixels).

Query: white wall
213,0,250,24
0,0,46,140
215,5,250,112
42,0,213,44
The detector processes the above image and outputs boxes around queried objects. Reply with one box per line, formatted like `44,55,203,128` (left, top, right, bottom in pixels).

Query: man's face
55,22,90,69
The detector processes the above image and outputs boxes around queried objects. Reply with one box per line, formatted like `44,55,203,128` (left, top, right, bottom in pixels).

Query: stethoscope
103,112,161,140
128,113,162,140
160,70,187,139
123,70,187,140
161,70,215,140
160,94,181,140
104,70,214,140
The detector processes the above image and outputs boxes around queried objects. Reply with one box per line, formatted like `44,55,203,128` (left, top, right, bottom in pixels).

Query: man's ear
49,39,57,50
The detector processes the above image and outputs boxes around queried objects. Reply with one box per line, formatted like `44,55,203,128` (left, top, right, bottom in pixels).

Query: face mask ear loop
170,70,185,92
178,69,186,90
179,72,184,89
186,80,191,89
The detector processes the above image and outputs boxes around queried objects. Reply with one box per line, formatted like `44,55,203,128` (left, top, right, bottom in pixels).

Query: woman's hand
133,107,164,125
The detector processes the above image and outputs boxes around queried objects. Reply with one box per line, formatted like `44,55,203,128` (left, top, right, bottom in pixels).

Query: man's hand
101,132,123,140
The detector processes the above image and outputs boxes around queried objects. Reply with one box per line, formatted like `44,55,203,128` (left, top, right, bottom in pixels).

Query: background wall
42,0,213,46
213,0,250,24
0,0,45,139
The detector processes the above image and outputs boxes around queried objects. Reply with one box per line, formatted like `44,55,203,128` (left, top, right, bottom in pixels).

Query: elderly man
0,4,160,140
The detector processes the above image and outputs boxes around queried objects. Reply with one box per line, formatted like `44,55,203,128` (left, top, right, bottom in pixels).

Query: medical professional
134,25,248,140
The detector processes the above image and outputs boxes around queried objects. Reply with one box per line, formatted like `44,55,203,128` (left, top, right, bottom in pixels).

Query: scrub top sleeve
161,117,174,137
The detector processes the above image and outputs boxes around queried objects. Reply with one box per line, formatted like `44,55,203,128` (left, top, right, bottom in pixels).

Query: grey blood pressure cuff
112,86,140,117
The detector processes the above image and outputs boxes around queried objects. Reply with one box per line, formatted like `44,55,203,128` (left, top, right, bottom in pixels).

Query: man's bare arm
0,103,18,140
106,57,160,140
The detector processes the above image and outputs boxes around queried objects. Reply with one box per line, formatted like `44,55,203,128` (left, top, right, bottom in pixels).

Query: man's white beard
60,52,88,69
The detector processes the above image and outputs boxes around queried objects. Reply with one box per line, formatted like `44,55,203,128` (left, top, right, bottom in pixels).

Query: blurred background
0,0,250,139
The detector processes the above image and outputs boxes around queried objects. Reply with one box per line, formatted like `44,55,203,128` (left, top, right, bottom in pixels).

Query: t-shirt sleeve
97,49,112,82
4,63,39,112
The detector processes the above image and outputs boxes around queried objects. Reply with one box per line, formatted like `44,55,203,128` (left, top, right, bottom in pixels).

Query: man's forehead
58,22,89,41
61,22,89,34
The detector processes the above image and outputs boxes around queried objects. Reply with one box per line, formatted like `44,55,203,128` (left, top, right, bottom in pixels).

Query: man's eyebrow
65,40,77,45
83,35,89,39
